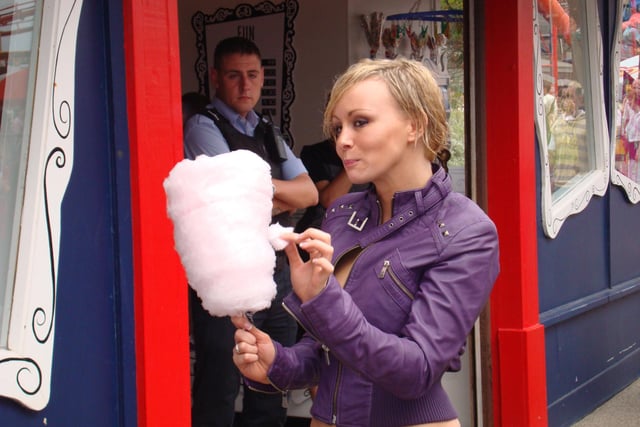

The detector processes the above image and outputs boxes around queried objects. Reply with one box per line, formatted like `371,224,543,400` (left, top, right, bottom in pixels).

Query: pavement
571,378,640,426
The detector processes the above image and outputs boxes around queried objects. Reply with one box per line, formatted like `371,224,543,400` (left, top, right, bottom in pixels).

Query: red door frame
484,1,548,426
123,0,191,426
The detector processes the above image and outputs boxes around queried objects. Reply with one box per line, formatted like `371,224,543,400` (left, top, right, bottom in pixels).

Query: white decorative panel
0,0,84,410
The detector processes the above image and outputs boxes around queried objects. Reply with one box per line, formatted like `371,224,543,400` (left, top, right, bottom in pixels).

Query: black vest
201,108,291,227
202,108,284,180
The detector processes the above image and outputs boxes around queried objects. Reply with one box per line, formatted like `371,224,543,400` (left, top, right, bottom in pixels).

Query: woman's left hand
281,228,334,303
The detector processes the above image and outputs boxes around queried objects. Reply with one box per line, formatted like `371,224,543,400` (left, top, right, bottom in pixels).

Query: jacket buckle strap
347,211,368,231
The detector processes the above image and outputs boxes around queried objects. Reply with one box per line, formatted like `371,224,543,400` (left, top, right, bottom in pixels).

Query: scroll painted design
0,0,83,410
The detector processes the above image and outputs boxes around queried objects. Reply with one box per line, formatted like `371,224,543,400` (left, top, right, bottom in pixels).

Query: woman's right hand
281,228,335,303
231,315,276,384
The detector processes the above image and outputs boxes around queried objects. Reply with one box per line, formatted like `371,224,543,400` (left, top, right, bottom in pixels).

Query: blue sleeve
183,114,230,160
280,143,308,179
183,113,308,180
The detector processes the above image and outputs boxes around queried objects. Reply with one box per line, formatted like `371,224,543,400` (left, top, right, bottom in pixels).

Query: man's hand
272,198,297,216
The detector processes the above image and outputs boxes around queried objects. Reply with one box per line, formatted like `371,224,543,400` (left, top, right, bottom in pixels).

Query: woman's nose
335,138,350,154
335,130,353,149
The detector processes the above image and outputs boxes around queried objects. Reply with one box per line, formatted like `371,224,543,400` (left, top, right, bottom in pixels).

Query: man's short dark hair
213,37,262,70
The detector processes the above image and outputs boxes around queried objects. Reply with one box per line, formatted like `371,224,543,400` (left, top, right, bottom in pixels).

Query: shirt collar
211,97,260,132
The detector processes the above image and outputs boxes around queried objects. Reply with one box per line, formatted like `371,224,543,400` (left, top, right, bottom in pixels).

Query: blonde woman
232,58,500,427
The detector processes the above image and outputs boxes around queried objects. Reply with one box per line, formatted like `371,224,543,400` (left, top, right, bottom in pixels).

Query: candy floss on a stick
163,149,292,317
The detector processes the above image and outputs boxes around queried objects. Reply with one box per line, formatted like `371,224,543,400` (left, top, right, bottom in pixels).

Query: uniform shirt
183,97,307,179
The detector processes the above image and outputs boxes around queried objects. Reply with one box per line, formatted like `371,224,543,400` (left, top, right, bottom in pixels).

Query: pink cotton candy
163,149,291,317
268,222,293,250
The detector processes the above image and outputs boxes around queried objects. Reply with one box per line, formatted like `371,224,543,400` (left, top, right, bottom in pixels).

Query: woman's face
330,78,417,187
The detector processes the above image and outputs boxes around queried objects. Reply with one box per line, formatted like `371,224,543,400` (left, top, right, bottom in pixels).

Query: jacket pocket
376,251,416,316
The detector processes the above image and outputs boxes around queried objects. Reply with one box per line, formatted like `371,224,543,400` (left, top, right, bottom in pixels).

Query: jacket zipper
329,196,406,424
282,245,366,425
246,380,287,394
281,301,331,365
325,246,369,425
244,344,288,394
378,260,415,300
331,363,343,425
285,197,385,425
282,300,336,423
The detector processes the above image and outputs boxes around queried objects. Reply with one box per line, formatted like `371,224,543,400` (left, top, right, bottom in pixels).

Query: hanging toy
407,24,429,61
382,22,404,59
360,12,384,59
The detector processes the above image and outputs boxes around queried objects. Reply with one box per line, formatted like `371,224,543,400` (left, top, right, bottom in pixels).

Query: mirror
533,0,610,238
611,0,640,203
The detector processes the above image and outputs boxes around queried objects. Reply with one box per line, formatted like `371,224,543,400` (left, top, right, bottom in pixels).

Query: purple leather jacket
264,165,499,426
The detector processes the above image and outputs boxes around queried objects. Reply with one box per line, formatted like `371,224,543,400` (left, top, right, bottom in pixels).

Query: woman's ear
407,114,426,146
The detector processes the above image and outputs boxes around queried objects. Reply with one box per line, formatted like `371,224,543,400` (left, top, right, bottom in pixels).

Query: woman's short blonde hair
323,57,448,162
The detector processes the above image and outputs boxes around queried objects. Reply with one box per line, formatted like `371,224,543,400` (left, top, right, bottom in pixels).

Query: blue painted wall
538,2,640,426
0,0,137,425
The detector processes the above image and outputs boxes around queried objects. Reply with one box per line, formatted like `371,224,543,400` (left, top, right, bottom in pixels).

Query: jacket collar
352,163,451,247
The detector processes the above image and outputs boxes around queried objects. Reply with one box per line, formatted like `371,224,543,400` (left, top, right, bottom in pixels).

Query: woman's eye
354,118,368,128
331,125,342,137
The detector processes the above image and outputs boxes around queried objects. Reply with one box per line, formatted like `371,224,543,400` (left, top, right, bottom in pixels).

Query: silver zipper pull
281,392,288,409
321,344,330,365
378,260,390,278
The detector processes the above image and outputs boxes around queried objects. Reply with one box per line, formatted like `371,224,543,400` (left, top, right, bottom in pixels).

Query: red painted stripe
123,1,191,426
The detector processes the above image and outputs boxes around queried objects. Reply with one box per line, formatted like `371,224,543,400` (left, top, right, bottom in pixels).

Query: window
534,0,609,238
0,0,82,410
0,0,39,348
611,0,640,203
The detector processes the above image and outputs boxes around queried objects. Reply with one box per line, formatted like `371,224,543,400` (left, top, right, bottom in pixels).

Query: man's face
212,53,263,118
